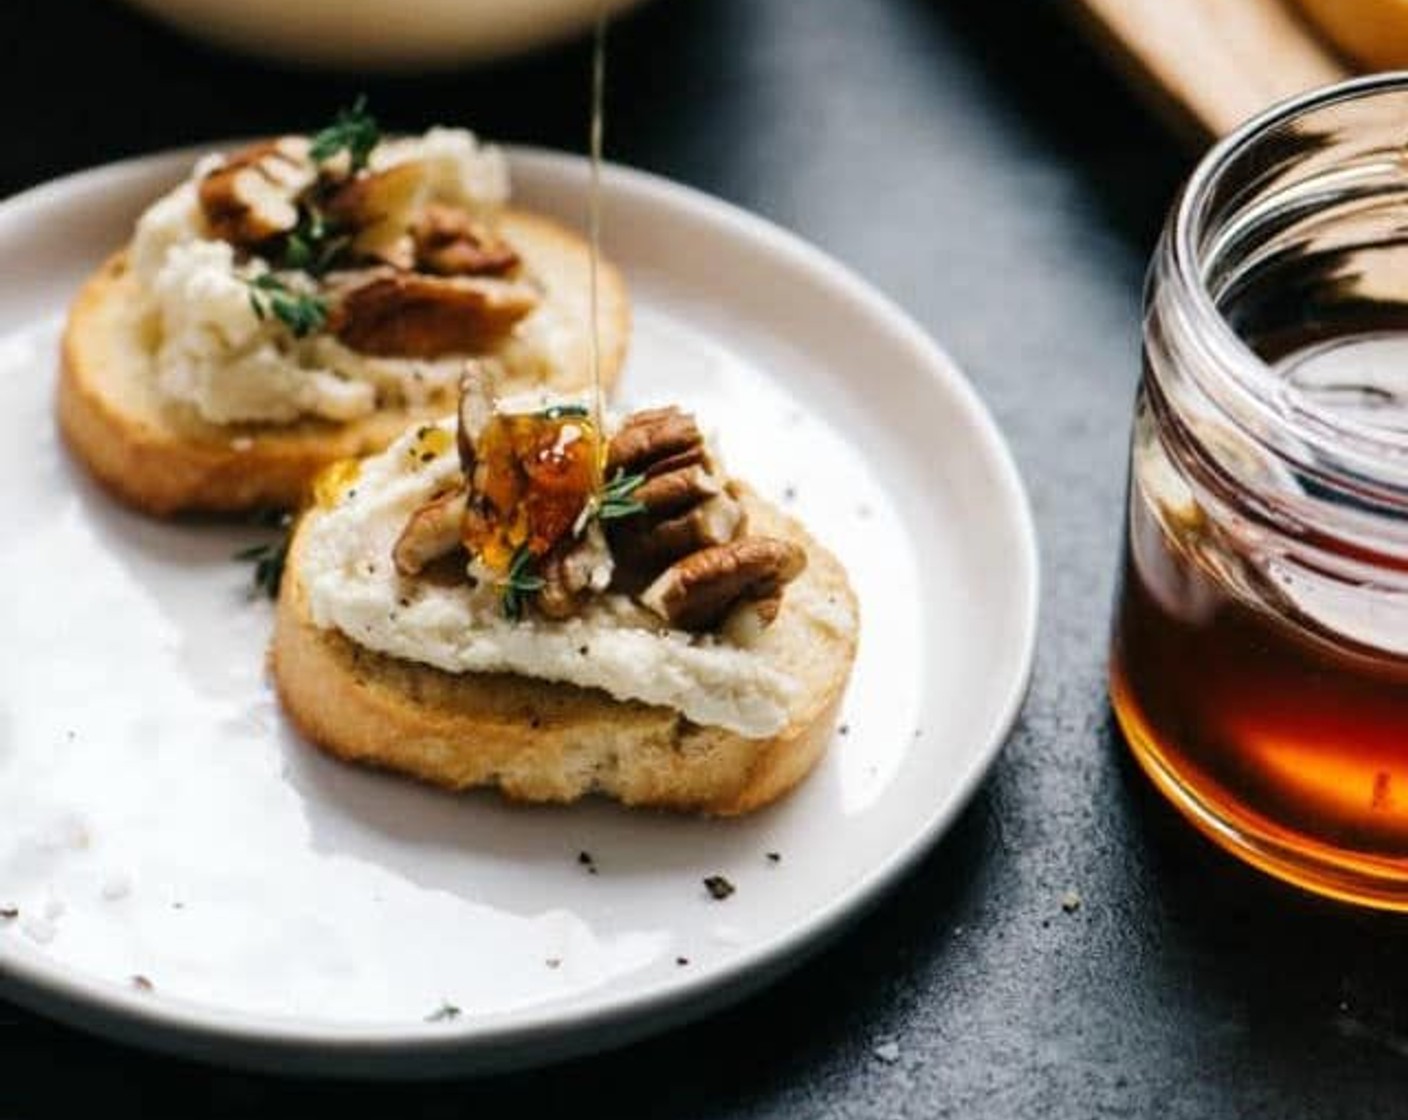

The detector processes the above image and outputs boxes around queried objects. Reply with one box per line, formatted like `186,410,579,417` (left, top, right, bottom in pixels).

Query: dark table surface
6,0,1408,1115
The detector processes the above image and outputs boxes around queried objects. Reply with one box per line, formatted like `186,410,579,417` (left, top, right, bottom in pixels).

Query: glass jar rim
1168,71,1408,506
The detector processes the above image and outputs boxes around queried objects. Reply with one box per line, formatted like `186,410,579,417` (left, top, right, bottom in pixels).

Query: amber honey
1111,464,1408,905
464,408,601,572
1111,358,1408,905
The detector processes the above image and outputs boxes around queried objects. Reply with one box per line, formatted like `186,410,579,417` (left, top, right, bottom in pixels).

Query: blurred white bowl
117,0,652,70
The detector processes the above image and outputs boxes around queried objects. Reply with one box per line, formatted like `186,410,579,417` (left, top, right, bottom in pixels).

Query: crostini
272,371,859,815
59,101,630,516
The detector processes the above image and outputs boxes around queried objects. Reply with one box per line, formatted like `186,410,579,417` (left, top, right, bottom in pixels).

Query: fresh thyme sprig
234,512,293,600
500,544,546,621
246,273,329,338
309,95,380,173
281,205,350,276
596,469,645,522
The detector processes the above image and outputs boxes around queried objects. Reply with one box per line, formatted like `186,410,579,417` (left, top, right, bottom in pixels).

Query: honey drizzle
587,9,608,459
459,25,612,581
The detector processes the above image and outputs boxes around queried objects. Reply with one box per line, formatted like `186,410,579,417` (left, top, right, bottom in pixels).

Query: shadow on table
906,0,1189,254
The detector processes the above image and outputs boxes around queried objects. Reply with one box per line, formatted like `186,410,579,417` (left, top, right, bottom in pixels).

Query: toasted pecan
197,138,315,247
638,537,807,631
332,272,538,358
412,204,520,277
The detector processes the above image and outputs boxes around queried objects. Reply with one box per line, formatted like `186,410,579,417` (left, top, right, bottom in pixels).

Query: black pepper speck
704,875,735,901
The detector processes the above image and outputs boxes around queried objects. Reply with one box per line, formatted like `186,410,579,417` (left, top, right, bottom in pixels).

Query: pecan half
606,408,707,476
639,445,708,479
638,537,807,632
412,204,520,277
198,138,315,247
538,524,614,620
609,495,745,592
323,161,421,227
322,161,425,268
603,407,748,595
632,465,721,518
456,365,497,473
331,272,539,358
393,487,467,575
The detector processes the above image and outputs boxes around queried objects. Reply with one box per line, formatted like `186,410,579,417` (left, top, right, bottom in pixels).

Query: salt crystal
873,1040,902,1064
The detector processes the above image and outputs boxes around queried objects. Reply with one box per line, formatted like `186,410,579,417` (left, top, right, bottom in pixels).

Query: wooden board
1070,0,1350,142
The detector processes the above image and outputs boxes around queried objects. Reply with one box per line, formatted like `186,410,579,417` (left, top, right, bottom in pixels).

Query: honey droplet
464,410,602,573
312,458,361,507
406,425,452,464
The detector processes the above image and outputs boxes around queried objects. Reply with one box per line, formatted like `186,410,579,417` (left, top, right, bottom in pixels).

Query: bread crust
58,209,630,516
271,494,858,815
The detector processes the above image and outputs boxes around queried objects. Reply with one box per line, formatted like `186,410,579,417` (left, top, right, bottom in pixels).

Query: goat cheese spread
298,422,804,738
128,129,566,426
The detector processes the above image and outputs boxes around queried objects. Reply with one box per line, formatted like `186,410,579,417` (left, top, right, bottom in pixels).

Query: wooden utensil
1071,0,1348,141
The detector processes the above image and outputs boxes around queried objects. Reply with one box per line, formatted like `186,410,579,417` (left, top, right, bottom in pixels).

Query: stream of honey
458,21,611,578
587,8,607,446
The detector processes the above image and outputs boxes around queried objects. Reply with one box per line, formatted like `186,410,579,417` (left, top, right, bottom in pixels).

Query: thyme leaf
309,95,380,173
596,469,645,522
235,512,293,600
281,205,350,276
246,273,328,338
500,544,545,621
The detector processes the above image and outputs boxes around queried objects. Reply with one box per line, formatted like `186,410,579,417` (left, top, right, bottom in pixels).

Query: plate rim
0,144,1040,1076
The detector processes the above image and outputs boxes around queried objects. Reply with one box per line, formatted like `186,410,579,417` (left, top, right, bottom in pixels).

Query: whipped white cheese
298,422,802,738
128,128,558,426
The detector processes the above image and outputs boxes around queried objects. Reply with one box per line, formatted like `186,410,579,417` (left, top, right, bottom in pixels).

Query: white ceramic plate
0,148,1038,1077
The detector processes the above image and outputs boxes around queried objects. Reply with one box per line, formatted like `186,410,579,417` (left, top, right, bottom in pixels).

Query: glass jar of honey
1111,75,1408,909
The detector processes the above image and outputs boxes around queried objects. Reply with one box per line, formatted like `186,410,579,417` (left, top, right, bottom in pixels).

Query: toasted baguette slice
272,492,858,816
58,209,630,517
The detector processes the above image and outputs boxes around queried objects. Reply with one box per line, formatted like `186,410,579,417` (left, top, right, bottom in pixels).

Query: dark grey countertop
6,0,1408,1114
